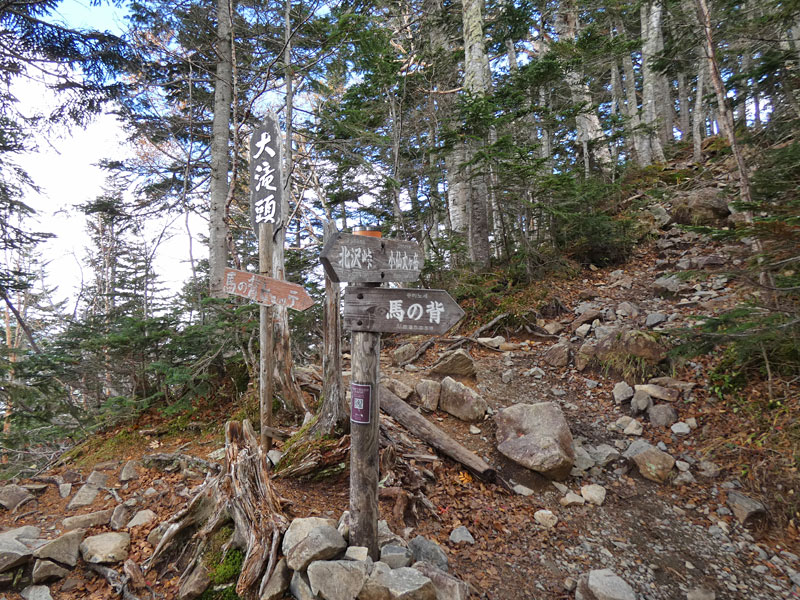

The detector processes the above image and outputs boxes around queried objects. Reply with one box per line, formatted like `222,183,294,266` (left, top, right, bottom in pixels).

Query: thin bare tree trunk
693,56,706,163
641,1,667,162
619,20,652,166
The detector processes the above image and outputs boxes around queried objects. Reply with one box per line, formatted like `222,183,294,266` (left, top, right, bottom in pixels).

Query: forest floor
1,216,799,600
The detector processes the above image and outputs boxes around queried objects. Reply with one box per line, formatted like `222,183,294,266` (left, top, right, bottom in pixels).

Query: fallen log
379,386,496,482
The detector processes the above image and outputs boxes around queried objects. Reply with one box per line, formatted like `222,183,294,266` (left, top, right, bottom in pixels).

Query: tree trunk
641,1,667,162
619,20,653,166
208,0,233,298
692,56,706,163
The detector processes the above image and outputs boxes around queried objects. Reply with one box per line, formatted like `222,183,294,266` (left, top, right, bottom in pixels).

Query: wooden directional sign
343,287,464,334
223,268,313,311
249,115,282,231
320,233,422,283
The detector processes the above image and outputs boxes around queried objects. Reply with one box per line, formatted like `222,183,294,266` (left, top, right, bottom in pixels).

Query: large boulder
543,342,571,367
576,569,636,600
285,525,347,572
429,349,476,378
594,328,667,369
415,379,441,411
33,529,86,567
0,526,40,572
495,402,575,480
282,517,337,556
359,563,436,600
79,532,130,564
674,187,731,226
439,377,487,422
631,447,675,483
307,560,369,600
0,485,33,511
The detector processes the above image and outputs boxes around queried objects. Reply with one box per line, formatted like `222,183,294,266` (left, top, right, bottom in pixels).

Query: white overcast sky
16,0,201,311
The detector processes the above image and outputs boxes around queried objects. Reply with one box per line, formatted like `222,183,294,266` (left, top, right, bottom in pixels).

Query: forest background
0,0,798,482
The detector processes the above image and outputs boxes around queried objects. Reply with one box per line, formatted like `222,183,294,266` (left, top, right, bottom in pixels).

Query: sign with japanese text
249,116,282,230
350,383,372,424
320,233,422,283
223,268,313,311
342,287,464,334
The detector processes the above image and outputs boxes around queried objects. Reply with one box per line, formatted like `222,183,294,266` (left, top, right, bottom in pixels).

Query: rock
384,378,414,400
630,390,653,414
623,420,643,436
631,447,675,483
34,529,86,567
615,302,640,318
635,384,679,402
648,376,696,395
381,545,413,569
285,525,347,572
581,484,606,506
0,526,40,572
646,204,671,229
560,492,585,507
586,444,620,467
671,422,691,436
575,323,592,338
469,425,481,435
501,369,514,383
412,561,470,600
408,536,448,571
178,562,209,600
267,449,283,466
686,587,716,600
449,526,474,545
307,559,369,600
345,546,370,562
698,461,721,479
477,336,505,348
392,343,417,366
58,483,72,499
645,313,667,328
21,586,54,600
575,569,636,600
110,504,132,531
127,509,157,529
60,578,82,593
63,508,114,531
120,460,139,482
682,187,731,225
495,402,575,480
290,571,316,600
513,484,534,496
544,322,564,335
282,516,337,555
571,309,602,332
648,404,678,428
575,341,597,371
534,510,558,528
622,439,653,460
573,445,595,472
67,473,107,510
360,563,436,600
377,520,405,549
32,559,70,584
415,379,441,411
543,342,571,367
673,471,696,486
439,377,487,422
612,382,634,404
79,532,130,564
594,328,667,367
726,491,767,526
0,484,33,511
429,349,476,378
653,275,689,297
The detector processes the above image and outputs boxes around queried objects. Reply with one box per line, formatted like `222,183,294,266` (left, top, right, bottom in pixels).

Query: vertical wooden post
349,226,382,559
260,222,274,452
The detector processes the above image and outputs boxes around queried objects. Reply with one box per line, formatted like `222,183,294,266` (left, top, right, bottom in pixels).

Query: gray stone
477,336,506,348
384,378,414,401
632,447,675,483
581,484,606,506
79,532,130,564
573,445,595,471
439,377,487,423
0,484,33,511
671,422,691,436
630,390,653,414
285,525,347,572
645,313,667,328
587,444,620,467
67,483,101,510
408,536,448,571
63,508,114,531
448,526,474,545
594,328,667,366
412,561,470,600
686,588,716,600
429,349,476,378
282,516,337,555
127,509,157,529
495,402,575,480
85,470,108,487
380,545,412,568
58,484,72,499
208,448,226,461
648,377,696,395
653,274,689,297
560,492,585,507
543,342,571,367
686,187,731,225
110,504,132,531
635,384,679,402
576,569,635,600
534,510,558,528
726,490,767,526
575,342,597,371
673,471,696,486
622,439,653,460
648,404,678,428
612,382,634,404
698,461,721,479
345,546,370,562
615,302,640,318
392,343,417,366
415,379,441,411
513,484,534,496
177,562,209,600
21,586,53,600
32,559,70,584
120,460,139,482
623,420,643,436
360,563,436,600
307,559,369,600
575,323,592,338
34,529,86,567
0,526,40,572
377,520,405,549
290,571,316,600
501,369,514,383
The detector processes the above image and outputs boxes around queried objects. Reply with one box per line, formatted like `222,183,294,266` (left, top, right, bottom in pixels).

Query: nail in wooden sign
320,233,423,283
343,287,464,334
224,268,313,311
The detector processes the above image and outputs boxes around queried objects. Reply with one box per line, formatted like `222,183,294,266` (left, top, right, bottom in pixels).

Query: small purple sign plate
351,383,372,424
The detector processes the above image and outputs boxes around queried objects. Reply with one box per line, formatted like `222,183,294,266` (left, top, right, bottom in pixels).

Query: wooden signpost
224,268,314,311
330,228,463,559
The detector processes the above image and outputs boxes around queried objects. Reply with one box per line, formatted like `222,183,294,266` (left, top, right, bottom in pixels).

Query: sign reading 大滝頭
343,287,464,335
320,233,422,283
249,115,282,230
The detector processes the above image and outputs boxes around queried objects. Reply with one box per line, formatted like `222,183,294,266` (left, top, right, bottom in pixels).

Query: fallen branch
88,564,142,600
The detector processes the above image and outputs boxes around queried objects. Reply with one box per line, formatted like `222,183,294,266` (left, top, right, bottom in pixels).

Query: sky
16,0,202,312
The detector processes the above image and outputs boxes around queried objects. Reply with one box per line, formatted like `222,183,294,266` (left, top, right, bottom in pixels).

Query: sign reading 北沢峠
249,115,282,230
320,233,422,283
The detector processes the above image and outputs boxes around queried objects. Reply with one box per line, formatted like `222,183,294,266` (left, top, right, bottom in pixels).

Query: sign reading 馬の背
249,116,282,230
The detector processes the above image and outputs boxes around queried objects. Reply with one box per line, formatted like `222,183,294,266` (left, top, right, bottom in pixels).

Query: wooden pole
260,222,274,452
349,227,382,559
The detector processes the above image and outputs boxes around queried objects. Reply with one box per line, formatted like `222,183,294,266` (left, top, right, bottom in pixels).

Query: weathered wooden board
249,116,282,230
343,287,464,334
223,268,313,311
320,233,422,283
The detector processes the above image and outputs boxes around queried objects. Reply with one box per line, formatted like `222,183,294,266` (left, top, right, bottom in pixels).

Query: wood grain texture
224,268,313,311
343,287,465,334
320,233,422,283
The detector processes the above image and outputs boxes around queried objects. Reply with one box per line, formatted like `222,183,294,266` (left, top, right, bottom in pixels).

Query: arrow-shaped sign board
223,268,314,311
343,287,464,335
320,233,422,283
